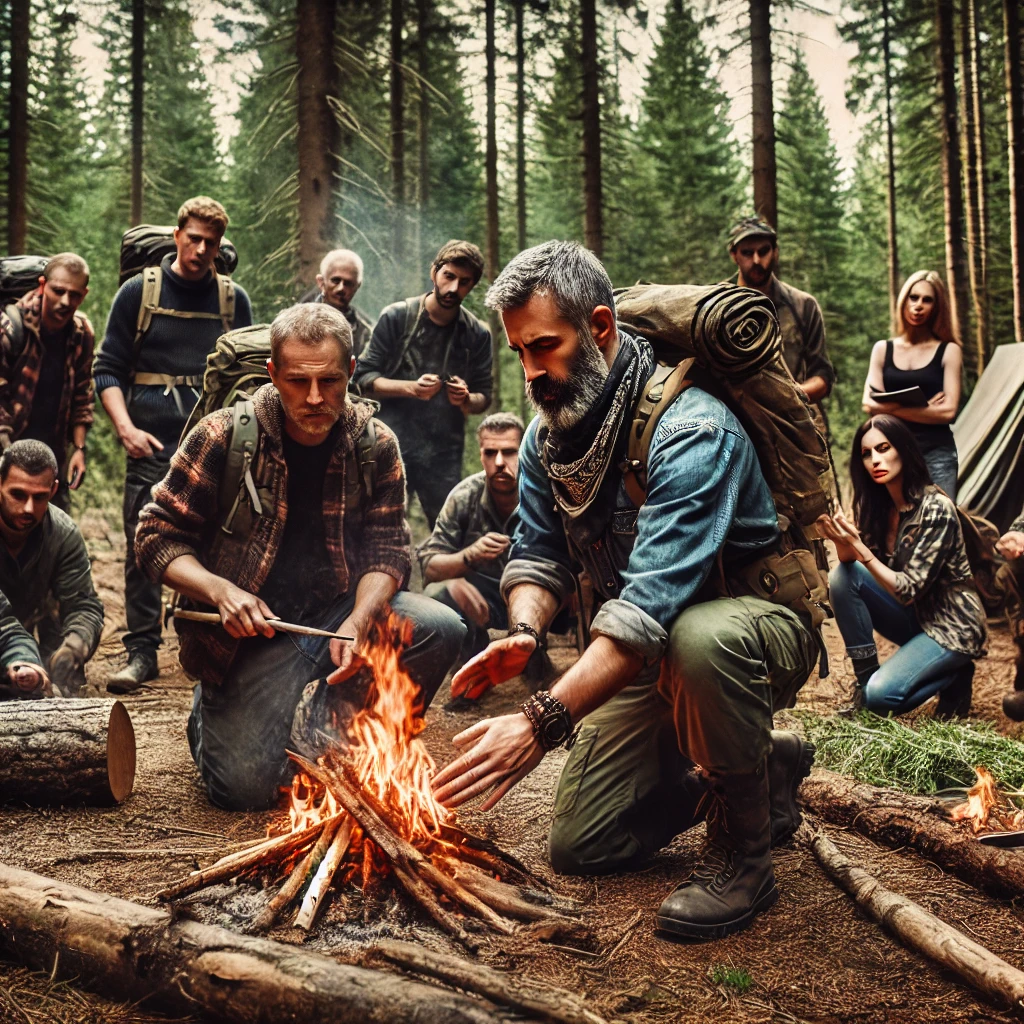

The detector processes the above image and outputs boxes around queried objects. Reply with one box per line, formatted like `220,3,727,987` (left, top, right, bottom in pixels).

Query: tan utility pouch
726,548,828,630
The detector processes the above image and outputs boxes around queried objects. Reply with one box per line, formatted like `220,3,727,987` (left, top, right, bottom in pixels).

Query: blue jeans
922,442,958,502
829,561,972,714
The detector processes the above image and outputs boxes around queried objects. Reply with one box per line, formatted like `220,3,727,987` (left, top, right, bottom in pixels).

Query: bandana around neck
542,332,652,518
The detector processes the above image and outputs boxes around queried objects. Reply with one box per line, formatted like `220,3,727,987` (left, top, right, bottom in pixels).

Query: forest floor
2,509,1024,1024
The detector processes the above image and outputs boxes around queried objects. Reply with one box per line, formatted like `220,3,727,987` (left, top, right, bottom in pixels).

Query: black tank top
881,339,953,452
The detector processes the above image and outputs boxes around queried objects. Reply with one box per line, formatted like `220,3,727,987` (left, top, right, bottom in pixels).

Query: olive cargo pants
549,596,817,875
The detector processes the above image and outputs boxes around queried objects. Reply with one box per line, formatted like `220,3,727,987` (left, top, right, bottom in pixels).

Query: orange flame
950,767,1000,833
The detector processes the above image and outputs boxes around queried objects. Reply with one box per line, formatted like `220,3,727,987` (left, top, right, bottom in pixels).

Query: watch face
541,715,570,747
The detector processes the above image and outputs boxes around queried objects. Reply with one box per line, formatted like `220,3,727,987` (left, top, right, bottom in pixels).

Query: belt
132,372,204,394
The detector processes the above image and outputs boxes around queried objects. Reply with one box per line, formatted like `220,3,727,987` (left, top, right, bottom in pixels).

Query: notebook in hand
870,385,929,407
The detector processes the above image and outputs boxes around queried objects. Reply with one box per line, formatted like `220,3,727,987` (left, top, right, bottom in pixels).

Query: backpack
0,256,48,359
179,324,377,537
119,224,238,286
615,282,836,628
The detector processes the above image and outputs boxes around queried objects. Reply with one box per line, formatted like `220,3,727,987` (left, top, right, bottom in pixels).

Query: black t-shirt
24,323,69,456
258,426,343,622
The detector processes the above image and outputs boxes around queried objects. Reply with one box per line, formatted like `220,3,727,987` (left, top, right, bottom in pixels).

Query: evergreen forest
2,0,1023,498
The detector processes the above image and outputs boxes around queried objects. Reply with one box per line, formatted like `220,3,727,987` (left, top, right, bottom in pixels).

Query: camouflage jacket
0,289,95,448
884,486,986,657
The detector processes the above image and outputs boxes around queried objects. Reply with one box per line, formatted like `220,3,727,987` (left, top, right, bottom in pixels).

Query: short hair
895,270,959,345
319,249,364,282
485,240,615,338
43,252,90,286
477,412,525,444
177,196,229,235
269,303,353,366
433,240,485,285
0,440,58,482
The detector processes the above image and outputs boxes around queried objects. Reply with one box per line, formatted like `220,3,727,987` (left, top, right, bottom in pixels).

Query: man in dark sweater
352,240,492,528
94,196,253,692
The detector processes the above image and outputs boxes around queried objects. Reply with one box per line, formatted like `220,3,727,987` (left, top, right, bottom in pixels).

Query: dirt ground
3,510,1024,1023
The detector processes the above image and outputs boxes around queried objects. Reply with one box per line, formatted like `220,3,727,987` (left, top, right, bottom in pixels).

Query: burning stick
295,819,354,931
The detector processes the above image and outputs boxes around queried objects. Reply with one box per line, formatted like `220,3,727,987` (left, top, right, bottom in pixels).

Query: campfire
950,766,1024,835
158,613,582,949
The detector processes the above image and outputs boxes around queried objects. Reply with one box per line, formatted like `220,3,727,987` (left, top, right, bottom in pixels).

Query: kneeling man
433,242,818,940
135,304,465,811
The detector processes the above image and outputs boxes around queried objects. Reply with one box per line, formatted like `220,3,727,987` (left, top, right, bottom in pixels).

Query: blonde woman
862,271,962,499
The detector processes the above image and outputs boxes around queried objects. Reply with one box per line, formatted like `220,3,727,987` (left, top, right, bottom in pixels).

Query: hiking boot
1004,689,1024,722
935,663,974,720
656,763,778,941
767,730,815,846
106,651,158,695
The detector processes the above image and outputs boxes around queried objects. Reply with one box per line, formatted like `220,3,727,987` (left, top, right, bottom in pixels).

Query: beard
526,333,609,433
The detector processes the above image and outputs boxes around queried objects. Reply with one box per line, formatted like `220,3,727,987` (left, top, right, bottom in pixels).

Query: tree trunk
960,0,985,371
750,0,776,229
515,0,528,422
1006,0,1024,344
0,699,135,806
485,0,501,402
800,770,1024,902
7,0,29,251
969,0,990,362
296,0,340,289
883,0,900,334
391,0,405,262
416,0,429,266
580,0,603,255
0,864,504,1023
129,0,144,227
936,0,971,372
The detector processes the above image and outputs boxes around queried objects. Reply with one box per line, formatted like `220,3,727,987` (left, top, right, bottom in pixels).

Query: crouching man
135,304,465,811
0,590,51,700
433,242,819,941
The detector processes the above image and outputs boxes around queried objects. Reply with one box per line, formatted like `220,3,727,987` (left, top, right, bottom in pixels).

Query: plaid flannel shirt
0,289,95,448
134,383,411,684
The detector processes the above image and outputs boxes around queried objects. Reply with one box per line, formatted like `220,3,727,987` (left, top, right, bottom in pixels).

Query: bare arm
889,344,962,425
862,340,900,415
327,570,399,683
800,375,829,404
370,374,443,401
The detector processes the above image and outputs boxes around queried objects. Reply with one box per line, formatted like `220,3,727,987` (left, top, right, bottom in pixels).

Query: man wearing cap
727,217,834,432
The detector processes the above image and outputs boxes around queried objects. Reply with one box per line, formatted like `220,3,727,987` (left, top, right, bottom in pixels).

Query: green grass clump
708,965,753,993
795,710,1024,794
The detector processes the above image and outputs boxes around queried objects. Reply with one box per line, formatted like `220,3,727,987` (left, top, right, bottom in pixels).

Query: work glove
48,633,89,697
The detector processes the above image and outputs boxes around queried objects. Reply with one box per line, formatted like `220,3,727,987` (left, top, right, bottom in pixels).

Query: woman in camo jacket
819,414,986,717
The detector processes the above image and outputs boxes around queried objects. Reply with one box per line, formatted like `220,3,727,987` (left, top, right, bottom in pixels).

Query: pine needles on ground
794,711,1024,795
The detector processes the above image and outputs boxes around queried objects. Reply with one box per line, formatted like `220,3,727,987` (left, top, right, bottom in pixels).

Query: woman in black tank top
861,270,963,499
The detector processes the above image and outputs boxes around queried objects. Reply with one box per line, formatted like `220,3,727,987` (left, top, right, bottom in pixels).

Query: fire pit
158,613,584,949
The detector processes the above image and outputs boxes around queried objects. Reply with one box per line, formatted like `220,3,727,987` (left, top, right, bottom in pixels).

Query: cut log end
107,701,136,803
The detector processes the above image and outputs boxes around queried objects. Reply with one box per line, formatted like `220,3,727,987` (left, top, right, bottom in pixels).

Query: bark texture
296,0,340,288
485,0,501,401
7,0,29,251
967,0,990,361
801,770,1024,901
0,699,135,806
750,0,776,229
580,0,603,255
391,0,405,260
883,0,900,333
1006,0,1024,344
0,863,505,1024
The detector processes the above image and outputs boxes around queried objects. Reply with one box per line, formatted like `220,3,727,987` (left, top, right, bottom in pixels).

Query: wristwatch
507,621,544,649
519,690,578,752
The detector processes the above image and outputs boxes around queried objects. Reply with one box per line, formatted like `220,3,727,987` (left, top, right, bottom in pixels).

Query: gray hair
477,412,525,444
269,303,353,366
0,440,58,482
319,248,364,282
485,241,616,337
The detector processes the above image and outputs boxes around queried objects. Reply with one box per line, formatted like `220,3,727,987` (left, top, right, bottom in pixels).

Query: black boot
656,763,778,940
107,651,158,695
935,663,974,720
767,730,815,846
1004,690,1024,722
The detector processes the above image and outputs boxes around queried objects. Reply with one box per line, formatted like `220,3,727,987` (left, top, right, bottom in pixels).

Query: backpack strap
3,304,24,362
356,417,377,500
216,274,235,337
386,296,426,378
621,358,696,508
220,399,262,535
131,266,163,379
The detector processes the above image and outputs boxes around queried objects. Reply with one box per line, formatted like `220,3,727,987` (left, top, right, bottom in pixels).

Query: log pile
158,751,586,949
0,698,135,806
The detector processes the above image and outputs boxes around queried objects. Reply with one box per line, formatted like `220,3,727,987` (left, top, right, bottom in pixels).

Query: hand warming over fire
450,632,537,699
327,616,367,684
432,713,543,810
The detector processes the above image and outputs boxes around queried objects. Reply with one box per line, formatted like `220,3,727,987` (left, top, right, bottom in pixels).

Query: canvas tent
955,343,1024,531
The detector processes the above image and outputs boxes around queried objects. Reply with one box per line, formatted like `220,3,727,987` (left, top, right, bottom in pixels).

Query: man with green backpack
94,196,253,693
433,241,828,943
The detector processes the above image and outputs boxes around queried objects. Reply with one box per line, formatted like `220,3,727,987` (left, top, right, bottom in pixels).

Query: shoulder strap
622,358,696,508
217,274,235,337
387,296,426,377
219,399,262,536
357,417,377,500
3,305,24,362
132,266,163,378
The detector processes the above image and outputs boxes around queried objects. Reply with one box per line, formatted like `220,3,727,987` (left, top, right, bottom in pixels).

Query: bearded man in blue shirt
433,241,820,941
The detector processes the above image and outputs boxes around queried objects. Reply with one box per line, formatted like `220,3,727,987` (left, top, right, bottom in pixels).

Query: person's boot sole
771,737,816,846
655,878,780,941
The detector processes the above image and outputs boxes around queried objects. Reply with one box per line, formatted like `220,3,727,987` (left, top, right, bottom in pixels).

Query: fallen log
0,862,509,1023
0,698,135,806
374,940,609,1024
810,831,1024,1014
800,769,1024,901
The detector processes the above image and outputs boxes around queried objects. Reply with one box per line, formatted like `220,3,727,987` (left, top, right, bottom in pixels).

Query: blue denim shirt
502,383,780,666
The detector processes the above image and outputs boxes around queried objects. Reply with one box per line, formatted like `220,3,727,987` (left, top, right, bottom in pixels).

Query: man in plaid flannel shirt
135,303,465,811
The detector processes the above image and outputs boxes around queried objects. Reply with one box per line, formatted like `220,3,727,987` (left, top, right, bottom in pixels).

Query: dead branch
252,820,332,933
294,819,353,931
810,830,1024,1013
